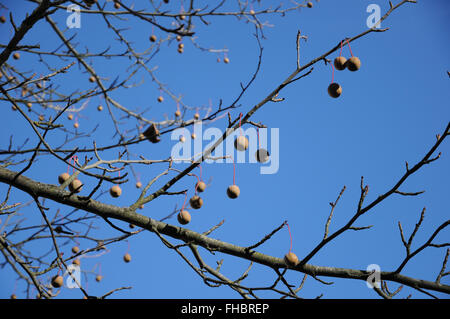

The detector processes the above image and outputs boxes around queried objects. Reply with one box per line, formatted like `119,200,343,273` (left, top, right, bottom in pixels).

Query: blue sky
0,0,449,299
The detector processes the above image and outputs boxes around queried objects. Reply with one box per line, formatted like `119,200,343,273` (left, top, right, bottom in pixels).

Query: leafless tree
0,0,448,299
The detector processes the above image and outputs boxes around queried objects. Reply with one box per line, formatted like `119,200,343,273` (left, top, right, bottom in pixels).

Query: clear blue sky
0,0,449,299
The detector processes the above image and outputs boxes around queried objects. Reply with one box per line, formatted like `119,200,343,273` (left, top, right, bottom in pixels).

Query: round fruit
10,294,17,299
194,113,199,120
26,102,32,108
157,96,163,103
284,252,299,267
51,275,64,288
58,172,70,184
69,179,83,193
334,56,347,71
179,136,186,143
95,275,103,282
38,114,44,121
224,57,230,64
249,9,255,15
68,114,73,120
234,136,249,151
13,52,20,60
114,2,120,9
0,16,6,23
175,110,181,117
176,35,182,42
346,56,361,71
73,122,79,129
135,181,142,189
189,195,203,209
307,2,313,8
110,185,122,198
73,259,80,266
180,15,185,20
177,47,184,54
191,133,196,139
177,210,191,225
123,253,131,263
97,105,103,111
150,35,157,42
195,181,206,192
255,148,270,163
327,82,342,98
227,185,240,199
178,43,184,49
89,76,95,83
71,246,80,254
129,223,135,228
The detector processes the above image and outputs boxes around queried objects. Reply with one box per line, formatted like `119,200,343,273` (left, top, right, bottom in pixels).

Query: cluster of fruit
328,43,361,98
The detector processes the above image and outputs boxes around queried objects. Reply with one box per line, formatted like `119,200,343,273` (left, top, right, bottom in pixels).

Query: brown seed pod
346,56,361,71
334,56,347,71
68,114,73,120
0,16,6,23
227,185,240,199
97,105,103,111
129,223,135,229
69,179,83,193
179,15,186,20
179,135,186,143
135,181,142,189
157,96,164,103
72,259,81,266
194,112,200,120
189,195,203,209
191,133,196,140
249,9,255,15
143,123,161,143
10,294,17,299
177,47,184,54
224,57,230,64
110,185,122,198
327,82,342,98
307,2,313,8
13,52,20,60
89,76,96,83
234,136,249,151
123,253,131,263
284,252,299,267
176,35,182,42
51,275,64,288
58,172,70,184
114,2,120,9
195,181,206,193
73,122,79,129
175,110,181,117
255,148,270,163
178,43,184,49
150,35,157,42
95,275,103,282
177,210,191,225
11,105,17,111
26,102,32,109
72,246,80,254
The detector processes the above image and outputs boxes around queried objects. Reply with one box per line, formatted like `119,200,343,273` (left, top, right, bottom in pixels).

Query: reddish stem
181,191,188,211
346,39,354,57
285,221,293,253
